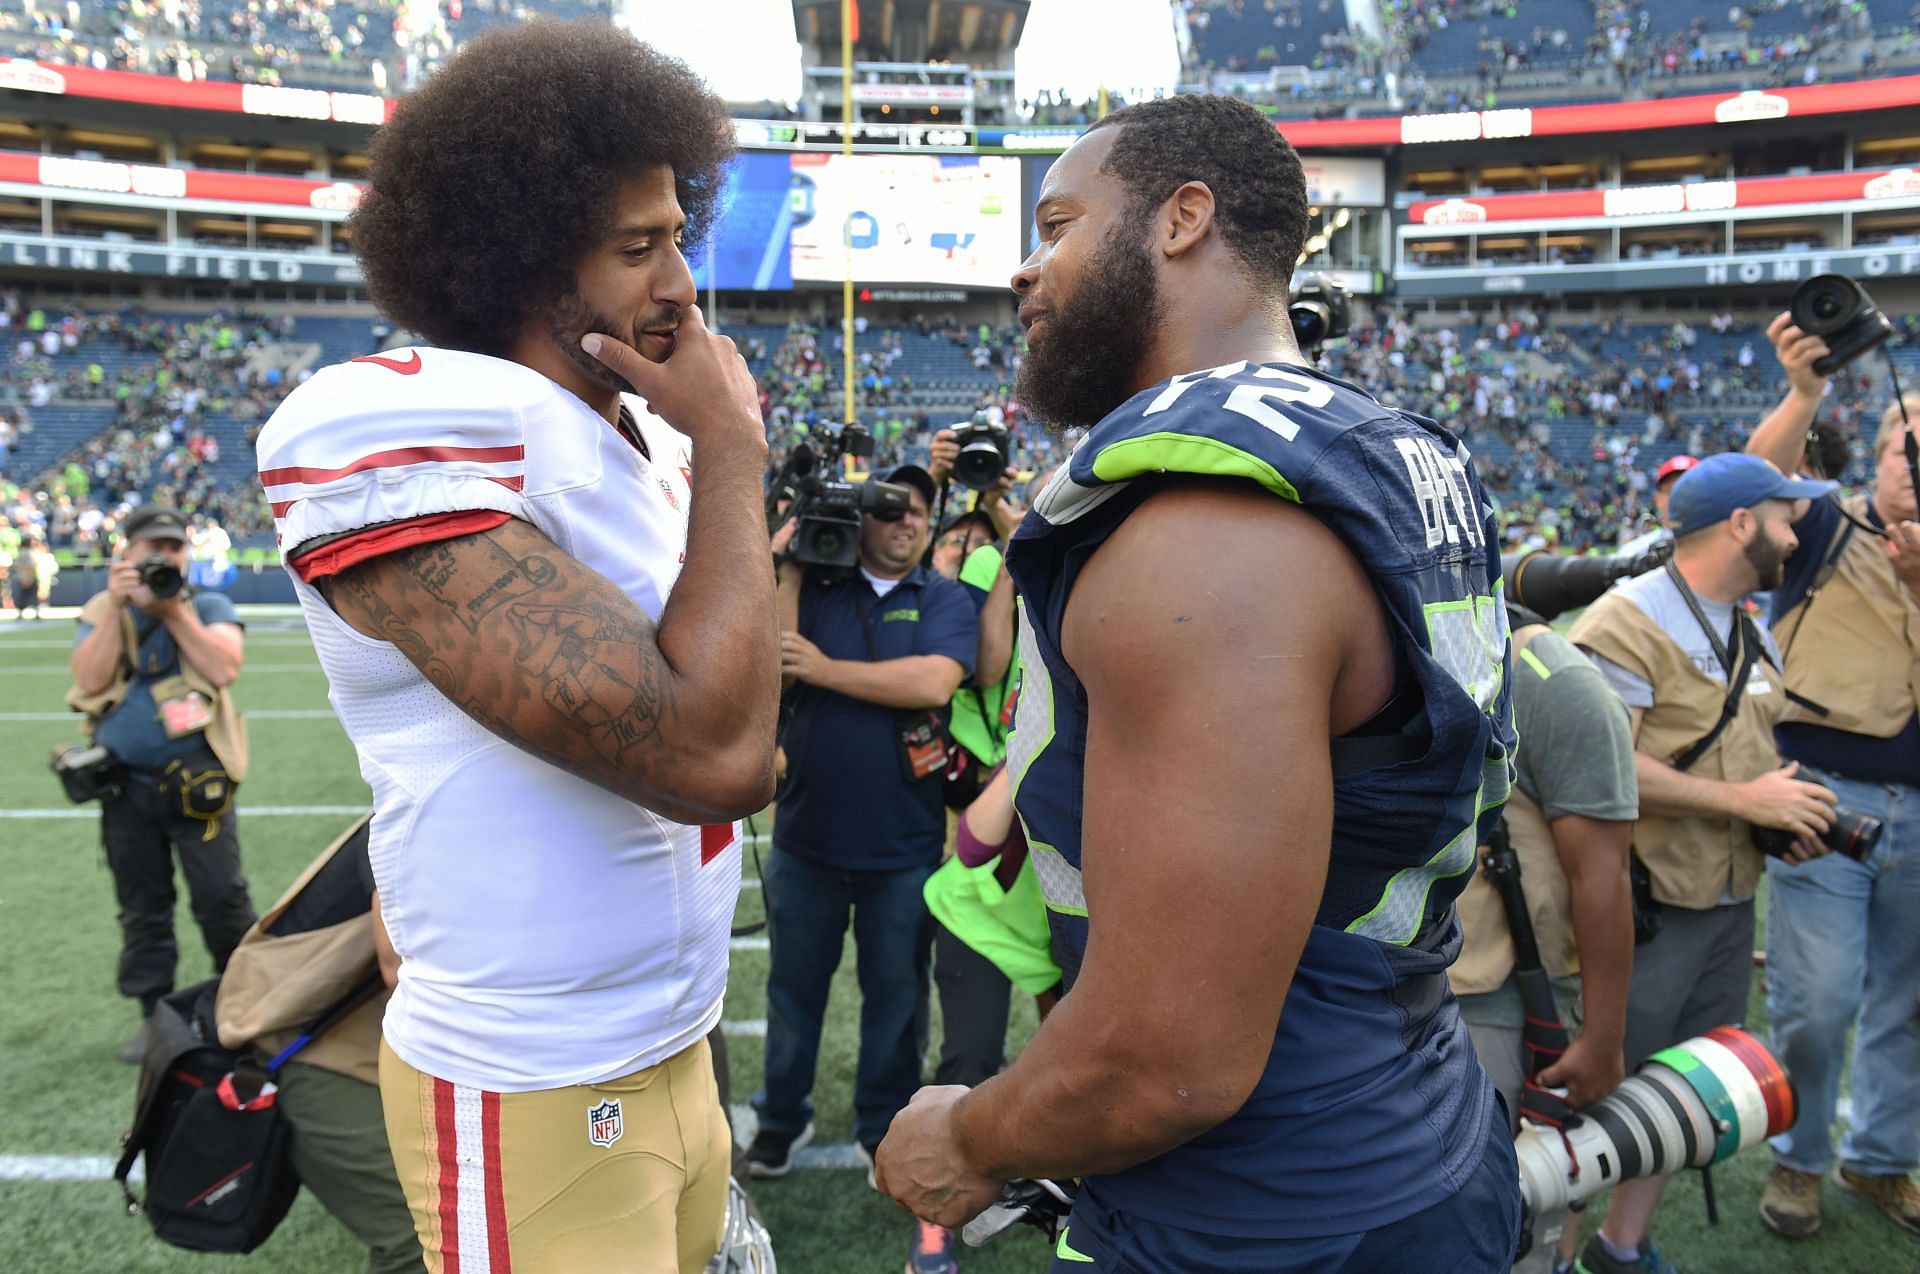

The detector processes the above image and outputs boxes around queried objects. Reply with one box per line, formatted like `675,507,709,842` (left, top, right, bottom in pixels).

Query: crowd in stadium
0,299,293,561
7,291,1913,582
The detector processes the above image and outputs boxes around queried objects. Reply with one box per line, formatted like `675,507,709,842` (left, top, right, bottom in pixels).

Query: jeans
1766,766,1920,1176
752,848,935,1148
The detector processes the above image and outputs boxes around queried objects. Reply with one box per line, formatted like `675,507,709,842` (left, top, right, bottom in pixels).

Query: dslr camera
949,412,1012,492
766,423,914,574
1790,274,1893,376
1289,271,1352,354
138,555,185,600
1752,809,1884,863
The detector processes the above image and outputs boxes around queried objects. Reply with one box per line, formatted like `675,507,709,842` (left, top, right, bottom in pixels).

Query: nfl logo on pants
588,1099,623,1148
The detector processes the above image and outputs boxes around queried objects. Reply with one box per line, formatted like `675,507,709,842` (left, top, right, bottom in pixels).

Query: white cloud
620,0,804,106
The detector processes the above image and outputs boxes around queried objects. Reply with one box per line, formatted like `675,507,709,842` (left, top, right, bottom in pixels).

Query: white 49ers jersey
257,347,741,1092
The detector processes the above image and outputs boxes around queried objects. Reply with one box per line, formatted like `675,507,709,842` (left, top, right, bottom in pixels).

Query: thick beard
1013,216,1164,434
548,290,675,394
1743,531,1787,591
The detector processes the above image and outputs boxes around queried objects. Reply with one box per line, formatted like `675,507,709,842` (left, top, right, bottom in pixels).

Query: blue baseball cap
1667,453,1835,537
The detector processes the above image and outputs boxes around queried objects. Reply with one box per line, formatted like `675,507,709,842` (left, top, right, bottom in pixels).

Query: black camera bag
113,981,299,1254
114,972,374,1253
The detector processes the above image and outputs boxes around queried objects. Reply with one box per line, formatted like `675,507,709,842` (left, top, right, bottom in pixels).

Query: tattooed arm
321,515,765,822
325,514,776,824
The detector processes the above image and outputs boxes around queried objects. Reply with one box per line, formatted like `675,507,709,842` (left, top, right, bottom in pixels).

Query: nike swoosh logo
352,351,423,375
1056,1226,1094,1264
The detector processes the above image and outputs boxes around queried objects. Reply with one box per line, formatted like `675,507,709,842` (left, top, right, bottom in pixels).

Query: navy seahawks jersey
1005,359,1517,1240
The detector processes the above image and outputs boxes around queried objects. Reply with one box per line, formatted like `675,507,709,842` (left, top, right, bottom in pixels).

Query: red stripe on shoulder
290,510,512,582
260,443,524,488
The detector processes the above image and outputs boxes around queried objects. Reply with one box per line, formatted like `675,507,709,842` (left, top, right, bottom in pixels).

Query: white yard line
730,936,770,952
0,639,321,650
4,1109,871,1180
0,709,338,722
1,805,373,819
3,664,321,674
720,1019,767,1037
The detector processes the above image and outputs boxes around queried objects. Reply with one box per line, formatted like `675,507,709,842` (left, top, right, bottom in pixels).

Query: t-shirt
776,565,978,871
1458,630,1636,1031
77,592,243,773
1588,568,1782,710
1513,631,1641,822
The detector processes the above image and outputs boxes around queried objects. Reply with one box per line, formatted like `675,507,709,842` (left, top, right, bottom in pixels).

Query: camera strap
1662,561,1766,773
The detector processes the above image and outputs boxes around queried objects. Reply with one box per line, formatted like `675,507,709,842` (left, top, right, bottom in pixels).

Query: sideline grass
1,613,1909,1272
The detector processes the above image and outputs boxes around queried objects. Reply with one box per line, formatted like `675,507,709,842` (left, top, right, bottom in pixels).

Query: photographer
753,463,978,1273
1567,456,1838,1274
66,504,255,1062
1449,605,1637,1128
1744,310,1920,1239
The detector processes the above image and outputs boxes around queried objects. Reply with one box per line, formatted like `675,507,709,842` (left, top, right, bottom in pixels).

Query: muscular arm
326,513,778,825
953,483,1395,1179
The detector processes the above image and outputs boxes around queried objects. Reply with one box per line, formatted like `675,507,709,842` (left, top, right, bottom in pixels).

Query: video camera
766,422,914,574
1501,540,1673,623
949,411,1013,491
1289,271,1352,355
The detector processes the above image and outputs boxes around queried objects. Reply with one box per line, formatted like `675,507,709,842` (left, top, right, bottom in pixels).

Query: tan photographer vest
216,815,385,1085
1569,589,1784,911
1450,784,1573,995
1451,624,1580,996
64,590,248,782
1772,492,1920,740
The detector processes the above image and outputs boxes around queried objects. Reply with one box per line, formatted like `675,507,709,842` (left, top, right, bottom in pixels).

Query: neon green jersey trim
1518,647,1552,680
1056,1227,1095,1263
1088,433,1302,503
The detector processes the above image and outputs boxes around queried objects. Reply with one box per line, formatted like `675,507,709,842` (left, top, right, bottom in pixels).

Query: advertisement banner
787,154,1021,287
1407,167,1920,226
1394,246,1920,299
0,233,364,285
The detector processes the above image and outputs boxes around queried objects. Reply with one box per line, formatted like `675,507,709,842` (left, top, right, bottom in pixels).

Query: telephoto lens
1516,1026,1794,1223
1751,808,1885,863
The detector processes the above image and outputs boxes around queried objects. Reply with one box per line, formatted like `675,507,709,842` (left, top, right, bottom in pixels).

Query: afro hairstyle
1085,94,1309,295
348,19,735,355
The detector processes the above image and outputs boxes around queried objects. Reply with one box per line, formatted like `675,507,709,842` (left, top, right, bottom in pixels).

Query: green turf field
0,609,1908,1273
